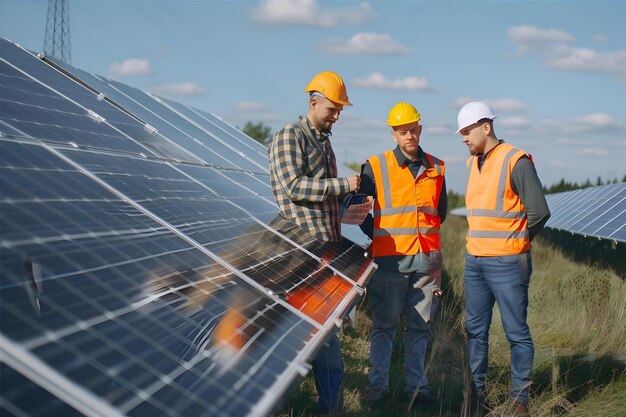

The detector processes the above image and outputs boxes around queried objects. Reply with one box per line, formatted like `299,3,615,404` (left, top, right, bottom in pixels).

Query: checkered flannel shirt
268,116,351,242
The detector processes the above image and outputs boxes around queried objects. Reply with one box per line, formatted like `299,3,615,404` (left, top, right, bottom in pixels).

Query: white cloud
508,25,574,43
251,0,373,28
581,148,608,157
499,117,530,128
321,33,411,55
424,124,453,135
566,113,623,132
508,25,574,55
484,99,527,113
450,96,473,109
450,97,527,112
572,113,615,127
547,47,626,74
353,72,435,91
236,101,267,111
556,138,591,145
508,25,626,75
108,58,151,77
548,160,566,168
150,82,206,97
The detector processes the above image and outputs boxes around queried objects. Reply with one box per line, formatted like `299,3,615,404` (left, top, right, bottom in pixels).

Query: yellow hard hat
304,71,352,106
387,102,421,126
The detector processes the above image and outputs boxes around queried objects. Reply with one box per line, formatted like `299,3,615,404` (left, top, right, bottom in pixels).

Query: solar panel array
544,182,626,243
0,38,376,417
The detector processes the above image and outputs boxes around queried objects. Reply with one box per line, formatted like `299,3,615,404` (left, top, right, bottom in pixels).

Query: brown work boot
509,401,530,417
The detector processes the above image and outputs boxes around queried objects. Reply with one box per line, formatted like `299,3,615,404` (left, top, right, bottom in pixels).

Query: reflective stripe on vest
374,206,440,216
373,227,440,236
369,150,444,257
465,143,530,256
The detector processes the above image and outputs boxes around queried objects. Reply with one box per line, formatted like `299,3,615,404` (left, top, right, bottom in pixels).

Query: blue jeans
312,334,343,412
464,252,534,405
367,251,442,396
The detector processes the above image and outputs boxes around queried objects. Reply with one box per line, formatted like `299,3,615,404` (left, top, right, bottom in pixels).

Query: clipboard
340,194,373,225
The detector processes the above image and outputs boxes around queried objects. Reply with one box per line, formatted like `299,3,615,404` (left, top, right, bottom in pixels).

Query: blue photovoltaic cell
176,165,279,219
191,107,270,159
106,78,265,173
46,56,245,171
160,97,269,169
545,182,626,242
0,38,376,417
40,56,202,164
0,41,146,155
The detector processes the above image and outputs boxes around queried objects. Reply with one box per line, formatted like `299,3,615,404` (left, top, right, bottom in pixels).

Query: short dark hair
476,118,493,126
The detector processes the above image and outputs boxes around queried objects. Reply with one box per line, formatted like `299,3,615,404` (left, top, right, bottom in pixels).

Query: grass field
274,215,626,417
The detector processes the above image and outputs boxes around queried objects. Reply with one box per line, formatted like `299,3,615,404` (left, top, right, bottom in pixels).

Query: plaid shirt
268,116,351,241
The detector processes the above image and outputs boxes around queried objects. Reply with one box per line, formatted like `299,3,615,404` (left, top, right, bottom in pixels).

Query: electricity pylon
43,0,71,63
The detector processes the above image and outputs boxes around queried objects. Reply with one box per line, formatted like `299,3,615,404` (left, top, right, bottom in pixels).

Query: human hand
347,174,360,192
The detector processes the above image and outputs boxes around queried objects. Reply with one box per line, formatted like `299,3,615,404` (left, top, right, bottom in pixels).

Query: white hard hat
456,101,497,134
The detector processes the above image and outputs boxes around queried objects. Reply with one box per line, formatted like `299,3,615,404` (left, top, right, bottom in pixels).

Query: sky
1,0,625,193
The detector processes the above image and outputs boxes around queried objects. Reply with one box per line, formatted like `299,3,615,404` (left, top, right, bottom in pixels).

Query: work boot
360,387,388,405
509,401,530,417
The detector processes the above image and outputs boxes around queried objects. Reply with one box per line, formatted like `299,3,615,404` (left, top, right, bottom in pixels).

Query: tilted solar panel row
0,38,376,417
545,182,626,243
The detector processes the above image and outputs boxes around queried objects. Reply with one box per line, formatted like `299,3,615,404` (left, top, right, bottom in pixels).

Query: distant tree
241,121,272,145
447,190,465,212
544,174,625,194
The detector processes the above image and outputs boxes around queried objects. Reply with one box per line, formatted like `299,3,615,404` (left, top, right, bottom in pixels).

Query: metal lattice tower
43,0,71,63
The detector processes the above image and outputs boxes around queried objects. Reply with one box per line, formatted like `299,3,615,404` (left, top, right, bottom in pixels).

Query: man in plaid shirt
268,72,360,241
268,71,359,416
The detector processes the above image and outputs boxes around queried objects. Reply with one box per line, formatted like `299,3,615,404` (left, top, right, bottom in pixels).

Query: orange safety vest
465,142,531,256
368,150,444,257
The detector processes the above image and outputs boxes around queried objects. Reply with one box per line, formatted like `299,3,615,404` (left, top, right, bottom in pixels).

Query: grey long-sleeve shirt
510,157,551,240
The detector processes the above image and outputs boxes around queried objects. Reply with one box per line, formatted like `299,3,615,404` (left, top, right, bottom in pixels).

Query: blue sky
1,0,625,193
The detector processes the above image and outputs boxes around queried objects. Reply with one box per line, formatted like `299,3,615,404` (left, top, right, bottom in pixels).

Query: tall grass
274,216,626,416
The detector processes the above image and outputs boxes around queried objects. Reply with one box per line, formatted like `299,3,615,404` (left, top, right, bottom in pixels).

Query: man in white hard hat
456,101,550,417
358,102,447,413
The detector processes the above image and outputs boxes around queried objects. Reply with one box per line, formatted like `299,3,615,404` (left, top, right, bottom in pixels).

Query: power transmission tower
43,0,71,63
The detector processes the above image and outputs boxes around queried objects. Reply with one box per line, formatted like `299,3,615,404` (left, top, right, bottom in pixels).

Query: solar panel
0,38,376,417
545,182,626,243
